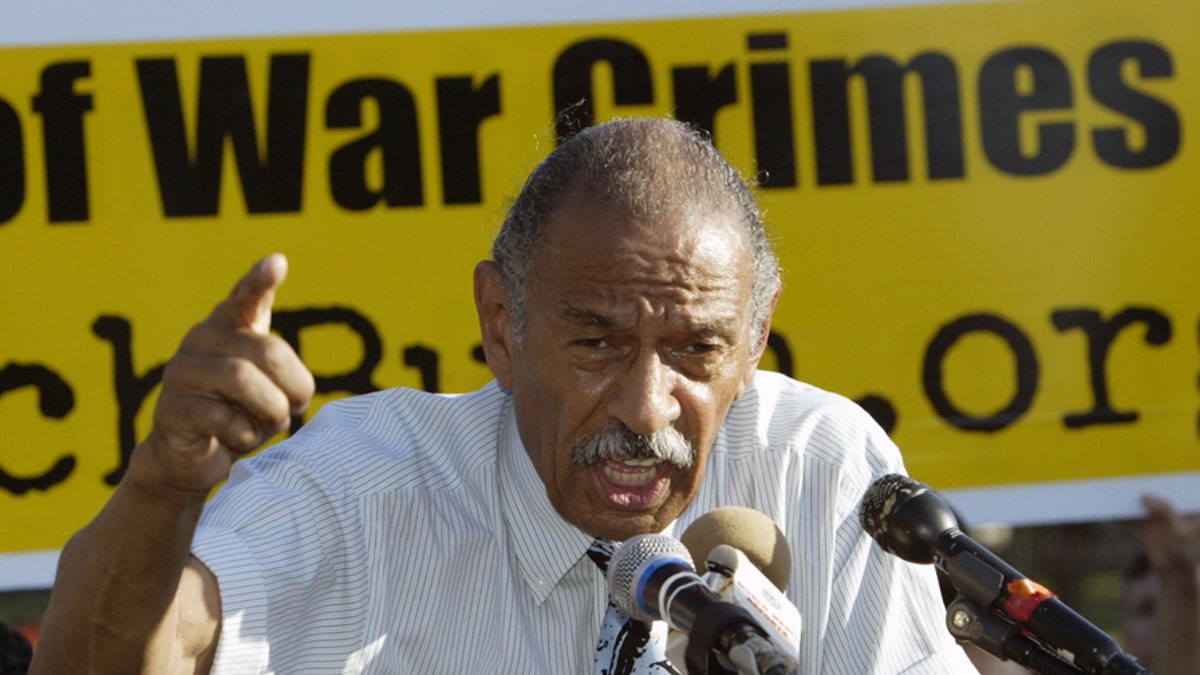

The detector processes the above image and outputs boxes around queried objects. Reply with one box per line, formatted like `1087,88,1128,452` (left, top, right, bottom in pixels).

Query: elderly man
32,118,973,673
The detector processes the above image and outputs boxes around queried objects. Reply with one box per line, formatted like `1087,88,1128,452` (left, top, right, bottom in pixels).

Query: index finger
214,253,289,334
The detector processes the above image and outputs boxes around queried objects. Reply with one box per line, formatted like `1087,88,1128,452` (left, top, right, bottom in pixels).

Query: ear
737,288,780,397
474,260,516,388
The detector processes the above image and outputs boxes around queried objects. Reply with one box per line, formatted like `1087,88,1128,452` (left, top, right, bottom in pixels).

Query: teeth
602,462,660,487
622,458,660,467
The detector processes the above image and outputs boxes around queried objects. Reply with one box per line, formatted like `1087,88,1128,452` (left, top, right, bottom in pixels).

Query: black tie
588,538,680,675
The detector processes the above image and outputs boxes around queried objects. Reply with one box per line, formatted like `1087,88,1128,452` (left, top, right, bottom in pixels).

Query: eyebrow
688,322,732,338
559,304,737,340
559,305,621,328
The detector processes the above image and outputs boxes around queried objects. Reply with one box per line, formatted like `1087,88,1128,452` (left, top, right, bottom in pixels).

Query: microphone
859,474,1149,675
679,507,801,662
608,534,792,675
680,506,792,591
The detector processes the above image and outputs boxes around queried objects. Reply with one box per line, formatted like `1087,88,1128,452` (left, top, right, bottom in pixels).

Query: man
32,118,973,673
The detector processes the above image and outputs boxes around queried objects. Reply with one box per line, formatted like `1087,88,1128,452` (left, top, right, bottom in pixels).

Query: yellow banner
2,0,1198,563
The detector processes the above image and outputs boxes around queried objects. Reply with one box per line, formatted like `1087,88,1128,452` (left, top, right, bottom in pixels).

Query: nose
607,349,681,436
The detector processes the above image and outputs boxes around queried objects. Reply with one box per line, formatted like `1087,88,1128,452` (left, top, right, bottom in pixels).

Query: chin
584,511,667,542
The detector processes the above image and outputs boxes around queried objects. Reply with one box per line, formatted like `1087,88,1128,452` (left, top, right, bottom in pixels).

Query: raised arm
1138,493,1200,675
31,255,315,674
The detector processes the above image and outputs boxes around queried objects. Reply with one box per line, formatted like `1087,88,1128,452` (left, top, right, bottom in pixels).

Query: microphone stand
945,595,1086,675
684,601,792,675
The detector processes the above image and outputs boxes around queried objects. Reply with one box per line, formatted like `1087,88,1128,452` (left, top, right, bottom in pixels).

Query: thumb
1141,493,1178,524
217,253,289,334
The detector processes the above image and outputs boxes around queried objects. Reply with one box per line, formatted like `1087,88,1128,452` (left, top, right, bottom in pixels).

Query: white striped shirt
192,371,976,673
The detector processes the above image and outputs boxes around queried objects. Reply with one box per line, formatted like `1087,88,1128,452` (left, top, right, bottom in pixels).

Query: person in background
1121,493,1200,675
0,621,31,675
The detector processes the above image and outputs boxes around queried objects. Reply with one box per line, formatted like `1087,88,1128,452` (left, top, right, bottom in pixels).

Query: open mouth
594,458,672,508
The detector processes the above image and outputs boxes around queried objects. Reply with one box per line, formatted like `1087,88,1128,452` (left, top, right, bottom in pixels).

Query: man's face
499,193,767,541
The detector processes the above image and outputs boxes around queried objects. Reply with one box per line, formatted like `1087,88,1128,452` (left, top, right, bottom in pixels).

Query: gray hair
492,117,781,348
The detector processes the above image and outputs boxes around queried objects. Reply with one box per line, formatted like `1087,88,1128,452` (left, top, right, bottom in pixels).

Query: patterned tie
588,538,681,675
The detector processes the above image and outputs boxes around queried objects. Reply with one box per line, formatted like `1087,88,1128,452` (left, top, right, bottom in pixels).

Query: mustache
569,421,695,470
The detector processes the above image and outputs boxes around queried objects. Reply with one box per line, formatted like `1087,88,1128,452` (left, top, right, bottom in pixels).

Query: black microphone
608,534,792,675
859,474,1149,675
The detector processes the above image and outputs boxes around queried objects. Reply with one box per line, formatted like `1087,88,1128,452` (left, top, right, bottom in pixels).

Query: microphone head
608,534,695,622
680,506,792,591
859,473,959,564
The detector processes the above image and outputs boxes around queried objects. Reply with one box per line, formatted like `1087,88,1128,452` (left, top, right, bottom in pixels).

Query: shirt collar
498,397,595,605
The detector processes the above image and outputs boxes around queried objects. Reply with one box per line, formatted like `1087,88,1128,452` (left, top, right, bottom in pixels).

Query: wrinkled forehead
526,196,756,334
539,189,749,264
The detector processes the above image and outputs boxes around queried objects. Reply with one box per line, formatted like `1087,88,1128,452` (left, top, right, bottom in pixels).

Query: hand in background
1130,493,1200,675
1140,493,1200,577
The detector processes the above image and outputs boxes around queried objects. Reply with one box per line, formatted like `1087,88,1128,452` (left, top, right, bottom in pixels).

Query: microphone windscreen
858,473,921,541
858,473,958,564
608,534,694,622
680,506,791,591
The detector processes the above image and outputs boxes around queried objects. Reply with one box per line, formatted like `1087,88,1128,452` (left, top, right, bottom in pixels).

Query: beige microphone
674,506,801,671
680,506,792,592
